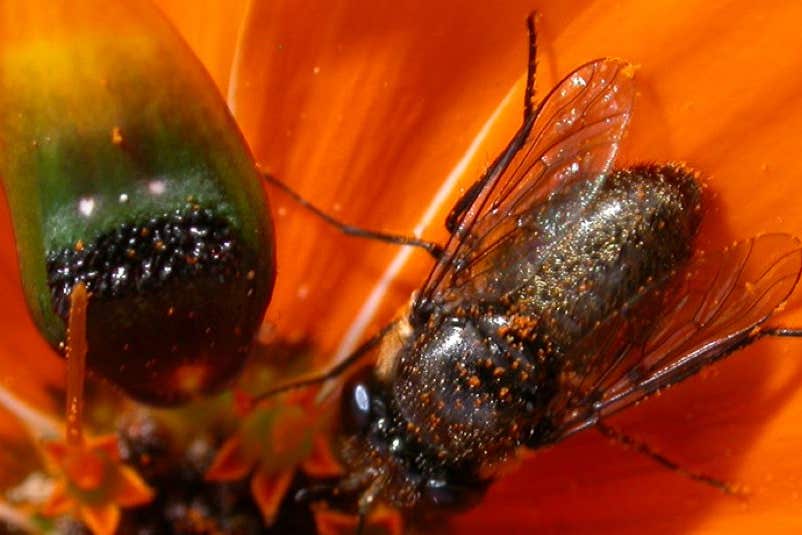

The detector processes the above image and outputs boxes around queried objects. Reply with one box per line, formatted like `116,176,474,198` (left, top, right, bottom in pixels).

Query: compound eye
421,477,489,511
341,367,374,435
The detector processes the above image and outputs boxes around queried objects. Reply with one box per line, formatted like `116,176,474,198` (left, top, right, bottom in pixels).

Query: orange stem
65,283,89,448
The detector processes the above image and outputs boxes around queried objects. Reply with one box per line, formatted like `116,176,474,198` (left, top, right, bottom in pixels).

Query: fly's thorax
388,309,557,465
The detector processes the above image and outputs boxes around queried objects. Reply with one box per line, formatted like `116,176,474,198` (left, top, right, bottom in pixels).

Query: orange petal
314,509,357,535
250,468,294,526
88,435,121,462
41,440,68,465
79,502,120,535
373,508,404,535
232,388,255,417
205,435,251,481
64,448,105,492
314,506,403,535
40,480,71,517
301,435,343,478
269,407,314,463
114,465,154,507
153,0,249,93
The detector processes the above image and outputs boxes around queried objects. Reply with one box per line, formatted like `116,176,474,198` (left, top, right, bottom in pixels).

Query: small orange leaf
79,503,119,535
115,465,154,507
89,435,121,461
205,435,251,481
301,435,343,478
41,440,68,464
250,468,294,526
40,480,71,516
65,452,105,492
233,389,255,417
314,505,403,535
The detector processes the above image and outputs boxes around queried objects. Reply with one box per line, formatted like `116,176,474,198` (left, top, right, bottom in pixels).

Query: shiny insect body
0,2,275,405
284,16,802,518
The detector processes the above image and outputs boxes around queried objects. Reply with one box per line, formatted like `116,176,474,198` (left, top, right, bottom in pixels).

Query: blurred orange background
2,1,802,533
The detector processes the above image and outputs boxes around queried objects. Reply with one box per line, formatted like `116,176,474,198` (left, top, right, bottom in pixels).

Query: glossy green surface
0,3,275,404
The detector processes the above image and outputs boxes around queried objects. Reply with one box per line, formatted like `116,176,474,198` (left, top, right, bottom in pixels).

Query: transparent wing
420,58,635,304
546,234,802,441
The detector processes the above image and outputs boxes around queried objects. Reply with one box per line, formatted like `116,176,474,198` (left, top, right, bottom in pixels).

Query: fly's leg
759,327,802,338
595,421,744,497
261,171,443,260
445,13,539,234
592,324,802,495
523,12,537,120
263,13,541,250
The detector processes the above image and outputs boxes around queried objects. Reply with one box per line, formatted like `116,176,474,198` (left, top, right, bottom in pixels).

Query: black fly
260,13,802,527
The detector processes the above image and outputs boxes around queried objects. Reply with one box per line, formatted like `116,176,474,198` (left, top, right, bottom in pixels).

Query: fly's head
332,365,490,514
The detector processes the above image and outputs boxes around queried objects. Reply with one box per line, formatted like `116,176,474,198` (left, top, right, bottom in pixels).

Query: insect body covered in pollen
389,165,703,461
332,16,802,516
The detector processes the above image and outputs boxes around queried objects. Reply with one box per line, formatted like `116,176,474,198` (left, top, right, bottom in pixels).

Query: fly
258,12,802,529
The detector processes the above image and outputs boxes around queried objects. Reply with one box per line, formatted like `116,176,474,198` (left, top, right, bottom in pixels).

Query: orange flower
205,389,342,526
41,434,153,535
2,1,802,533
226,3,802,533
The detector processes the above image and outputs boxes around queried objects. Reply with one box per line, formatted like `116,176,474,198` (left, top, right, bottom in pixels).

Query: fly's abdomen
511,164,703,350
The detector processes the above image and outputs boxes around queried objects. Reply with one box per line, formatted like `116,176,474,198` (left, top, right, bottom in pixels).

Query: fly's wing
546,233,802,441
420,59,635,303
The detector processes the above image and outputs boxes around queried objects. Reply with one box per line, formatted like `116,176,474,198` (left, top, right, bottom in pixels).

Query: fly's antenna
524,12,538,120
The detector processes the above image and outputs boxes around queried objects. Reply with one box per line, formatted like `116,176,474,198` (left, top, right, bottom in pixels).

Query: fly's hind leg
594,323,802,496
759,327,802,338
595,421,744,497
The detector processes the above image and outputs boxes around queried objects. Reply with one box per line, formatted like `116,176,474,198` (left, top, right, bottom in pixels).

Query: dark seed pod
0,2,275,405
